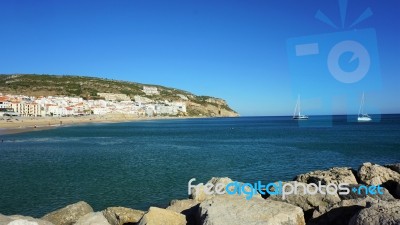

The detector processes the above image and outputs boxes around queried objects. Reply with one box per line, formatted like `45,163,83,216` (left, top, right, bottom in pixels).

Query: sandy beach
0,114,194,135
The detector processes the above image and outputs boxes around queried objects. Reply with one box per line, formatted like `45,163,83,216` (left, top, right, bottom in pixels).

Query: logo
188,178,385,200
287,0,382,126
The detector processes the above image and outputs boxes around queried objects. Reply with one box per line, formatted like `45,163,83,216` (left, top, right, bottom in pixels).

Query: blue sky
0,0,399,116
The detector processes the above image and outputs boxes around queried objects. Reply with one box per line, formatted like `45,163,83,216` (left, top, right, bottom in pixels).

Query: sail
357,92,371,122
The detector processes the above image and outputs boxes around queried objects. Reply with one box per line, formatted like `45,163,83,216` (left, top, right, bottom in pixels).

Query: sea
0,115,399,217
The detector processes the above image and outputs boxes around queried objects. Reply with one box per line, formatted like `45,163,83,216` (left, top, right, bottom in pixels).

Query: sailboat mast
298,95,301,116
358,92,365,116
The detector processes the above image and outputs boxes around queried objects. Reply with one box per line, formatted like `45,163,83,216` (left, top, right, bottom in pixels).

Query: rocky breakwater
1,162,399,225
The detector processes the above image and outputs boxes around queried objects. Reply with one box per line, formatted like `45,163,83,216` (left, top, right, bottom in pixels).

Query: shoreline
0,115,212,136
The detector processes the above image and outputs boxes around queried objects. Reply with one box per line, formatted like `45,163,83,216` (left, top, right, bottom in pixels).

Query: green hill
0,74,238,117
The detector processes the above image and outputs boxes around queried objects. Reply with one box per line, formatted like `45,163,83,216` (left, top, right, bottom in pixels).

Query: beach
0,114,195,135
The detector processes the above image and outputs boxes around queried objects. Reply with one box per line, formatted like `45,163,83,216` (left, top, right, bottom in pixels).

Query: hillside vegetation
0,74,238,117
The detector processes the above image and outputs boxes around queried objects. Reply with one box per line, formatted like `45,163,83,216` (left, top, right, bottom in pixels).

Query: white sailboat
293,95,308,120
357,92,372,122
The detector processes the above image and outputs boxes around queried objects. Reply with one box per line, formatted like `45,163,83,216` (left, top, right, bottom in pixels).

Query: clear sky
0,0,399,116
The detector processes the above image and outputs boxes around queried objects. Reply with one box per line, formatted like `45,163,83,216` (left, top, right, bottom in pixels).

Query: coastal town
0,86,187,118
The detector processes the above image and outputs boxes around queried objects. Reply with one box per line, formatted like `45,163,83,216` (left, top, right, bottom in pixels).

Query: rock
167,199,199,225
75,212,110,225
189,177,233,202
198,195,305,225
189,177,261,202
339,184,395,201
349,200,400,225
295,167,358,185
41,201,93,225
102,207,144,225
7,221,38,225
0,214,54,225
358,162,400,185
358,162,400,198
385,163,400,173
268,181,341,212
308,196,378,225
138,207,186,225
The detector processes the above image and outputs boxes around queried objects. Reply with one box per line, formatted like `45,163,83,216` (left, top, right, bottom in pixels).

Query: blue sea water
0,115,399,217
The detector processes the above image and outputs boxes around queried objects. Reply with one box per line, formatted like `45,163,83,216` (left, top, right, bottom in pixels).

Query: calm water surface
0,115,399,216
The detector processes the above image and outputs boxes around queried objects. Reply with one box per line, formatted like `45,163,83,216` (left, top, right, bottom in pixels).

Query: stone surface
41,201,93,225
268,181,341,212
198,195,305,225
102,207,144,225
339,184,395,201
295,167,358,185
167,199,199,225
189,177,233,202
0,214,54,225
75,212,110,225
138,207,186,225
358,162,400,185
308,197,378,225
189,177,261,202
349,200,400,225
385,163,400,173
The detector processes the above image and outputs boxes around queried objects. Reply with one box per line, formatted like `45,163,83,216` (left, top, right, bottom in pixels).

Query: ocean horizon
1,114,399,217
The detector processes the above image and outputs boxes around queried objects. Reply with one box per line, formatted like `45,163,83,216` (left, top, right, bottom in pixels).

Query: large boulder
0,214,54,225
167,199,199,225
189,177,233,202
339,184,395,201
74,212,110,225
358,162,400,198
385,163,400,173
349,200,400,225
295,167,358,185
138,207,186,225
189,177,261,202
41,201,93,225
102,207,144,225
358,162,400,185
198,195,305,225
308,197,378,225
267,181,341,212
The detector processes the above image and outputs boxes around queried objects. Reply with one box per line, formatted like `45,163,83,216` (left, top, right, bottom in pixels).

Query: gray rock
295,167,358,185
0,214,54,225
74,212,110,225
308,196,378,225
358,162,400,185
349,200,400,225
189,177,261,202
167,199,199,225
358,162,400,198
198,195,305,225
385,163,400,173
268,181,341,212
339,184,396,201
189,177,234,202
102,207,144,225
138,207,186,225
41,201,93,225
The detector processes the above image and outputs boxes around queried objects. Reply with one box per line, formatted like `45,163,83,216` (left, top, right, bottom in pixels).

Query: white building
142,86,159,95
10,102,41,117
